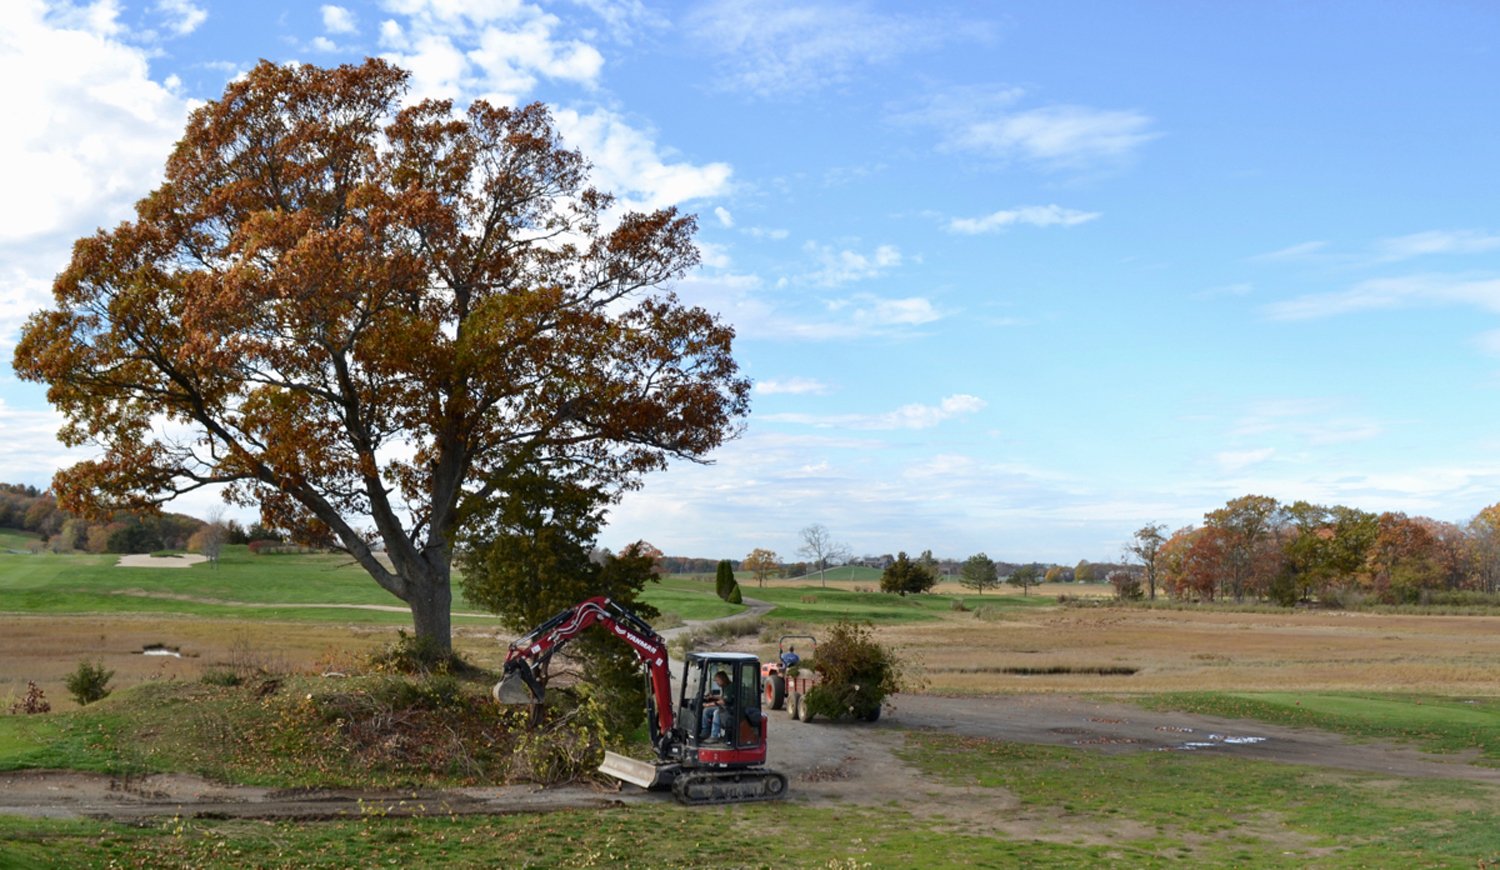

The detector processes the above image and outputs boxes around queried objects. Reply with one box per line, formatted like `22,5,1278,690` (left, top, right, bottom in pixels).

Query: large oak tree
14,59,749,651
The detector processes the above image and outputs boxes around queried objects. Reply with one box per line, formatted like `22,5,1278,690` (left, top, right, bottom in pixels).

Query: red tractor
760,634,822,719
494,597,788,805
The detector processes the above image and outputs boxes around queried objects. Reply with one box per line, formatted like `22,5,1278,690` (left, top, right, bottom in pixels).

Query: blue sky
4,1,1500,565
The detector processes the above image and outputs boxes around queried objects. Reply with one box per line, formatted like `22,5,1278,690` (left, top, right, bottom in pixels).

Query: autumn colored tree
958,552,998,594
1281,501,1378,601
1367,512,1442,602
14,60,748,653
1417,517,1469,591
1466,503,1500,593
742,547,780,587
1159,525,1226,601
1124,522,1167,600
1204,495,1286,600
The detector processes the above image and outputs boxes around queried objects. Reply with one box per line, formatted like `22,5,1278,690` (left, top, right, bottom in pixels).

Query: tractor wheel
861,703,882,723
766,675,786,711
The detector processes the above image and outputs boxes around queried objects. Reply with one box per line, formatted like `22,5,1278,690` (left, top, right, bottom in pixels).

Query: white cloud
947,204,1100,235
311,35,339,52
553,108,732,212
1265,274,1500,321
0,398,91,486
746,226,789,240
839,294,940,329
1375,229,1500,262
1474,329,1500,357
1252,240,1328,261
901,86,1156,171
321,4,358,34
714,206,734,228
154,0,206,36
756,377,828,396
763,393,985,430
803,242,901,287
685,0,979,97
377,0,605,105
951,105,1157,167
0,0,196,347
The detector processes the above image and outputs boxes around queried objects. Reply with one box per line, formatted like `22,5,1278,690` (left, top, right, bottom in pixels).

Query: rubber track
671,769,789,805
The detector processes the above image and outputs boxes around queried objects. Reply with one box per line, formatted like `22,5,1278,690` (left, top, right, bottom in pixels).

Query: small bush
10,681,50,714
802,620,907,721
369,630,464,676
64,660,114,706
949,598,968,612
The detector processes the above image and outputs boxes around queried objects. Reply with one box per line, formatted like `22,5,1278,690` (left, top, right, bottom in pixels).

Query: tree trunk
407,565,454,655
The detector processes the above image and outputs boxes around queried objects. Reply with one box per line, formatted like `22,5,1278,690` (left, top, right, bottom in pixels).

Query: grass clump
669,615,763,655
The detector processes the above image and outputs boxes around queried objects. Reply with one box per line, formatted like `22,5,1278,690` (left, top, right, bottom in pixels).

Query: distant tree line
0,483,282,555
1137,494,1500,605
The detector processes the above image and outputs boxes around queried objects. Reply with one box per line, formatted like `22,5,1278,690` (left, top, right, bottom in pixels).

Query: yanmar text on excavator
493,596,789,805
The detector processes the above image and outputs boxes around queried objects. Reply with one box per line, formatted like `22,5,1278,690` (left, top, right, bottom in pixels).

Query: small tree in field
1006,564,1040,595
880,551,938,596
742,548,779,587
959,552,998,594
64,660,114,706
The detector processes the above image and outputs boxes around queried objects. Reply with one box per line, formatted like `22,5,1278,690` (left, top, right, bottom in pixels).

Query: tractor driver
704,671,733,742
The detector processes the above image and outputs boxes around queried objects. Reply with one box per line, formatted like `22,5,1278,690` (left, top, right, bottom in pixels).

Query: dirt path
2,691,1494,822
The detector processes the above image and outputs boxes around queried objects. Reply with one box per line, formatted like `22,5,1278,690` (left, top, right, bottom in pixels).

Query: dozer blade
599,751,674,790
492,673,537,705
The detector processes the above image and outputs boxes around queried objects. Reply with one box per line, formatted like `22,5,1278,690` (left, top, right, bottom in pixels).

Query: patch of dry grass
882,607,1500,695
0,616,511,712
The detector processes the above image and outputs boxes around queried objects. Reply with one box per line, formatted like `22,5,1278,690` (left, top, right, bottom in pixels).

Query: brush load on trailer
494,597,788,805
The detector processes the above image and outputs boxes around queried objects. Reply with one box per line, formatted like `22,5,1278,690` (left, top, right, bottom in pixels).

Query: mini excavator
494,596,788,805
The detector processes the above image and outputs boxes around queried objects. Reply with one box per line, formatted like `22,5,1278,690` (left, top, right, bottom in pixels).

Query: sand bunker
116,554,209,568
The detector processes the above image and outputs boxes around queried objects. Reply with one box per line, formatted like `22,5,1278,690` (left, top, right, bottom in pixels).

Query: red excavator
493,596,788,805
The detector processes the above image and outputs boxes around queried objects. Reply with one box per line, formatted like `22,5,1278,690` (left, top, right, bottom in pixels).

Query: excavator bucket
598,751,670,790
492,672,537,705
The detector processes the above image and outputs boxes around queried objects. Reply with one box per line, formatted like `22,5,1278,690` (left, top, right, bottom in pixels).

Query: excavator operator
704,671,733,742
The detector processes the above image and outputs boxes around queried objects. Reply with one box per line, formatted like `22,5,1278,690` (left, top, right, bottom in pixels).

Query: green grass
641,576,743,620
900,731,1500,867
0,546,508,625
0,804,1130,869
745,584,1049,624
1,546,1019,629
7,730,1499,868
1135,692,1500,763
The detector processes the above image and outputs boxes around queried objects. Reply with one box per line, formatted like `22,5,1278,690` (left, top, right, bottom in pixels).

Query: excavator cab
680,652,767,757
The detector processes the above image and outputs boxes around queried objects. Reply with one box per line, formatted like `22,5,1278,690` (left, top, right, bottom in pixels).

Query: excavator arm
494,596,676,739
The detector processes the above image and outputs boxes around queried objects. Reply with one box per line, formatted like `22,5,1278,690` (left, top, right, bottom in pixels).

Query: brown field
6,599,1499,711
0,615,512,711
889,606,1500,695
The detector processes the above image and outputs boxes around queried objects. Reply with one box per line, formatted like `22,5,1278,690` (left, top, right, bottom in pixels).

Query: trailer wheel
797,695,816,723
788,691,802,720
861,703,882,723
766,675,786,711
